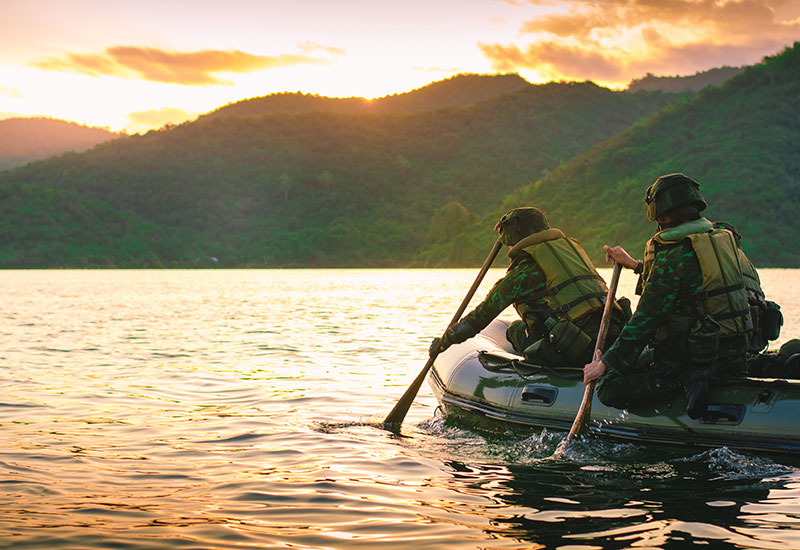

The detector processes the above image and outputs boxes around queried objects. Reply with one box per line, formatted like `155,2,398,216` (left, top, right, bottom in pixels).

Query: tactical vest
641,219,751,337
508,229,607,324
739,251,765,305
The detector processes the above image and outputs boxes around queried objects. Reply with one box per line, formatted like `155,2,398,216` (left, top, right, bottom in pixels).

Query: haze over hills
0,118,121,171
0,78,687,268
202,73,532,119
1,44,797,268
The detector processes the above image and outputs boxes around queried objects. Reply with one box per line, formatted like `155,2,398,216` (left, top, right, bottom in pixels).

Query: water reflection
1,269,799,549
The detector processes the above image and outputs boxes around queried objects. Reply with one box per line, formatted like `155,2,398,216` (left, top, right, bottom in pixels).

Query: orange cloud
32,46,335,86
480,41,626,81
521,0,792,39
483,0,800,84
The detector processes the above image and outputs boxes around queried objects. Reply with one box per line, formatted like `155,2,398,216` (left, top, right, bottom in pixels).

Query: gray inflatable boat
429,319,800,457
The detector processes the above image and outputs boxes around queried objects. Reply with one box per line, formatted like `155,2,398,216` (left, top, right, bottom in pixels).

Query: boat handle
700,403,745,424
521,385,558,405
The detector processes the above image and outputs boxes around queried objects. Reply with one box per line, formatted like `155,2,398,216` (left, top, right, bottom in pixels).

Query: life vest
739,250,765,305
641,218,751,337
508,228,607,324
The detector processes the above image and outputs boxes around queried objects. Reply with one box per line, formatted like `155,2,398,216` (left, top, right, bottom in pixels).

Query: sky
1,0,798,134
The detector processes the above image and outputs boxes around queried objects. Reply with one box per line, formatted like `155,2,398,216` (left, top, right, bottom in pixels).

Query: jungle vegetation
1,43,798,268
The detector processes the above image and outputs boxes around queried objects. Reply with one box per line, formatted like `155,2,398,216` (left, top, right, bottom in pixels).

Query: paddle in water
382,238,503,431
554,261,623,456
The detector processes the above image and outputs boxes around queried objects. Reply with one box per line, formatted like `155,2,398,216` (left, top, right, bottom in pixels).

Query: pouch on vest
761,301,783,341
688,314,720,365
546,317,593,363
616,297,633,322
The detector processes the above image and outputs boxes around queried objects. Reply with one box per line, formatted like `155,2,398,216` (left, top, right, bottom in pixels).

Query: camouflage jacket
461,252,548,336
602,239,746,374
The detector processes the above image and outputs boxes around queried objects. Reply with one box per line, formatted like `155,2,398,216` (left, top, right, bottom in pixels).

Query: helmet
494,207,550,246
644,173,707,222
712,220,742,247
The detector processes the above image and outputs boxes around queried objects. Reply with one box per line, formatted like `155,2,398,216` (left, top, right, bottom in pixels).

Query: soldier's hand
583,349,607,384
603,245,638,270
429,337,446,356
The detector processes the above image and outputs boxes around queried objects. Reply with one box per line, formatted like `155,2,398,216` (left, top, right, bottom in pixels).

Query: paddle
554,261,623,456
383,238,503,430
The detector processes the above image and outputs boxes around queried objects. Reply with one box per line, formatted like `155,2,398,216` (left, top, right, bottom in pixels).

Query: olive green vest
509,229,607,323
739,250,765,305
642,218,751,337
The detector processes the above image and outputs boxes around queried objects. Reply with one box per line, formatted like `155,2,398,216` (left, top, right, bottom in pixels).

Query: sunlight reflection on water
0,268,799,549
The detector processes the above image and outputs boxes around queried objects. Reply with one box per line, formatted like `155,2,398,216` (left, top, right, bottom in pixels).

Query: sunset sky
1,0,798,134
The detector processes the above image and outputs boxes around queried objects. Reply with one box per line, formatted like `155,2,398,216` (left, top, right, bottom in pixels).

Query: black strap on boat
511,360,584,380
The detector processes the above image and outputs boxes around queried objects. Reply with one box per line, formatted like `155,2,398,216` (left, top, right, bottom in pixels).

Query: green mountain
0,118,121,171
203,73,531,118
0,76,686,268
627,66,745,93
458,43,800,268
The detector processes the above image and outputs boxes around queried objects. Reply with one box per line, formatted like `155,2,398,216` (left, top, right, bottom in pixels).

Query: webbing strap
712,308,750,322
533,274,605,299
695,282,745,300
551,292,607,314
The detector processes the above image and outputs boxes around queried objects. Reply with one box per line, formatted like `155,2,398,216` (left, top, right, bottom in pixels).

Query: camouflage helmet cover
494,207,550,246
644,173,707,221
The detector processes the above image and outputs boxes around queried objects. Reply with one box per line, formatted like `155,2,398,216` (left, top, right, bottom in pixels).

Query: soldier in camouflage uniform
584,174,751,417
429,207,627,368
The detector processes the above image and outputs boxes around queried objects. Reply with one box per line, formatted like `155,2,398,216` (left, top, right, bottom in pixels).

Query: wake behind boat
429,319,800,458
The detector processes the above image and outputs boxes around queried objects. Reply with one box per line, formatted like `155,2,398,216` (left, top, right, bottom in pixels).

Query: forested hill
0,80,686,268
459,42,799,268
627,66,744,93
0,118,121,171
203,73,531,119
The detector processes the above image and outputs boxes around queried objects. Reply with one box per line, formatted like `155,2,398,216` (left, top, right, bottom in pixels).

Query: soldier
430,207,628,368
583,174,752,418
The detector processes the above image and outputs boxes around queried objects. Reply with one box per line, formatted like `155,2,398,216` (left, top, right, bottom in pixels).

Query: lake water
2,268,799,549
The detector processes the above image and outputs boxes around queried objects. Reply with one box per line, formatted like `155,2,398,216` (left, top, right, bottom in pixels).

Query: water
1,268,799,549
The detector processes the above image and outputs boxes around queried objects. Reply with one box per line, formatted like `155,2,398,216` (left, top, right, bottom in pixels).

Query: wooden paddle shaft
383,238,503,428
563,261,623,441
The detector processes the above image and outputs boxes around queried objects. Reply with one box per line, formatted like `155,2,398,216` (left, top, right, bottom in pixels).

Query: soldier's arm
460,258,546,333
601,244,694,374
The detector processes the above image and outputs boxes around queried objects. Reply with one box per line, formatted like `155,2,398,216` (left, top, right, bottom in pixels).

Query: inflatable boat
428,319,800,457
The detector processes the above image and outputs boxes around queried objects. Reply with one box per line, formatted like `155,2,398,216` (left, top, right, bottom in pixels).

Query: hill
203,73,532,119
0,118,121,171
0,79,686,268
627,66,745,93
451,43,800,268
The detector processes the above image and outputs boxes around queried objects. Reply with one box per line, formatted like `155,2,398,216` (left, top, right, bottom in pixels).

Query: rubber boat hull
428,319,800,457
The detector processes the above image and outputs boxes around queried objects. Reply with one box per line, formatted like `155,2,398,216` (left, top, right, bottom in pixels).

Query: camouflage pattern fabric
461,252,549,338
597,239,748,409
460,252,619,367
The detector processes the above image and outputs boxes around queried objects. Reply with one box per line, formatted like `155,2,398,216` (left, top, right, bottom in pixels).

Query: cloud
482,0,800,84
297,41,346,56
520,0,793,40
480,41,627,81
128,107,194,130
31,46,334,86
1,87,24,99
